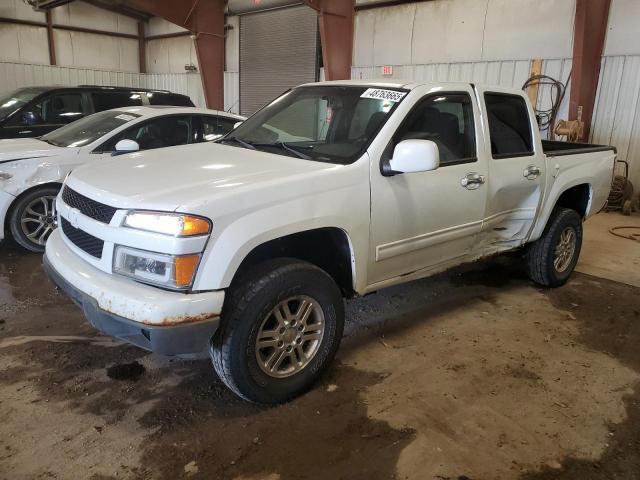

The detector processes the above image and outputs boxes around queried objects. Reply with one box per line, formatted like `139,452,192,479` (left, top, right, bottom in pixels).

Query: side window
92,92,143,112
146,93,193,107
199,116,239,141
23,93,84,125
392,92,476,165
98,115,192,152
484,93,533,158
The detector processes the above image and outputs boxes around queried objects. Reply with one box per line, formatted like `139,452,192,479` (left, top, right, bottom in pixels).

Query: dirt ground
1,217,640,479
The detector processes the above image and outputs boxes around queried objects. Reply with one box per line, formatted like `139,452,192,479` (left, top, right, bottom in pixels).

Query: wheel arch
4,181,63,238
530,182,592,242
228,227,357,298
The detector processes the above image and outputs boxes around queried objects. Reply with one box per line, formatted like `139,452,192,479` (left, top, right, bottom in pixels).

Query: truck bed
542,140,616,157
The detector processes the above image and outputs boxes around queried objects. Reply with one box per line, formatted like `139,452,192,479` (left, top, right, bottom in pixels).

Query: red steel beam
46,10,56,65
569,0,612,141
304,0,355,81
125,0,225,110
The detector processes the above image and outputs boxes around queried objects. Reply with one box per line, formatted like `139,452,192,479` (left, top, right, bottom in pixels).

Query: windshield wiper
219,136,256,150
251,142,311,160
275,142,311,160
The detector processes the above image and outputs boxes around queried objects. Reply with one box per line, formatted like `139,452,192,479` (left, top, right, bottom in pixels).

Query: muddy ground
1,241,639,480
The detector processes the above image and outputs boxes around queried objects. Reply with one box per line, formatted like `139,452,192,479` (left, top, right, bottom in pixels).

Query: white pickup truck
43,80,615,403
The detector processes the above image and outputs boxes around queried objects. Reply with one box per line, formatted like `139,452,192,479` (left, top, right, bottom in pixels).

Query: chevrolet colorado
43,80,616,403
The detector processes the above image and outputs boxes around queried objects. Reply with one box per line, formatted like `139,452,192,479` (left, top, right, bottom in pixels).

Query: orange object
174,255,200,287
181,216,211,236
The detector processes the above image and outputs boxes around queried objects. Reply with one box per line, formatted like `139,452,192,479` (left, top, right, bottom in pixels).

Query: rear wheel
9,186,60,253
526,208,582,287
211,259,344,404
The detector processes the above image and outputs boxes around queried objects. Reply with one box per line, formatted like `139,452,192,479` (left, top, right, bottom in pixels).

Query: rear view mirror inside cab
382,139,440,176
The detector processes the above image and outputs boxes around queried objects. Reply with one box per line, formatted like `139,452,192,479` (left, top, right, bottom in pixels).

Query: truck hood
66,142,338,212
0,138,65,164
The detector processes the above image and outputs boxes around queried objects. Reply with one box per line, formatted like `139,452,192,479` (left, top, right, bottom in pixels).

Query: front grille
61,217,104,259
62,186,117,224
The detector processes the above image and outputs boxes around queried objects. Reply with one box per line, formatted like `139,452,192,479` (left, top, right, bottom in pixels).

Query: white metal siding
353,0,575,67
591,55,640,186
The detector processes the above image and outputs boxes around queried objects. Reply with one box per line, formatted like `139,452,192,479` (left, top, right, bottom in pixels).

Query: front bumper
44,230,224,355
0,189,15,242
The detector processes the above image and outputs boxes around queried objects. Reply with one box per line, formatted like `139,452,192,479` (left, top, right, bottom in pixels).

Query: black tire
525,208,583,287
211,258,345,404
9,186,61,253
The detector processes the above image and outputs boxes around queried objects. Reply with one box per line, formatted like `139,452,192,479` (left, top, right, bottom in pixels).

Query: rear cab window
484,93,533,158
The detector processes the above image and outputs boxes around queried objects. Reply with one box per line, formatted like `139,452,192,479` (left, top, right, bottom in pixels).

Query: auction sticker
360,88,407,103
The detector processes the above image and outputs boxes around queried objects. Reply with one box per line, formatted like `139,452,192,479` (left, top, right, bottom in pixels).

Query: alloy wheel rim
553,227,576,273
20,196,58,246
255,295,325,378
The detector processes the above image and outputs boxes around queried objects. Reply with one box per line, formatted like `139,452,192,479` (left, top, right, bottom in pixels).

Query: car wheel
9,186,60,253
211,258,344,404
526,208,583,287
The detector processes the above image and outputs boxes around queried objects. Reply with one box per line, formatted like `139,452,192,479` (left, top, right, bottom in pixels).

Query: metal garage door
239,6,318,116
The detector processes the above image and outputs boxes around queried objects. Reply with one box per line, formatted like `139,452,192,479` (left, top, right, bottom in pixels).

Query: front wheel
9,186,61,253
526,208,583,287
211,259,344,404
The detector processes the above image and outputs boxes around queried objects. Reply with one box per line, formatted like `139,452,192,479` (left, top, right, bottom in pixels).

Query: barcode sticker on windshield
360,88,406,103
115,114,136,121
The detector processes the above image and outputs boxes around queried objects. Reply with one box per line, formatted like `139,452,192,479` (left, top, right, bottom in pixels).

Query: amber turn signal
174,254,200,287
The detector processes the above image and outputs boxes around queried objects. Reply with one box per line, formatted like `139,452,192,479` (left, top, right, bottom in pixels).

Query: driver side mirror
112,139,140,156
22,111,43,126
382,140,440,176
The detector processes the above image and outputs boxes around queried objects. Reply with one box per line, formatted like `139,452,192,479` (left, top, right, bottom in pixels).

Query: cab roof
298,79,525,96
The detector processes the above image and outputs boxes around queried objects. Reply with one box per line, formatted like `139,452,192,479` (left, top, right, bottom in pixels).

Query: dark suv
0,86,194,139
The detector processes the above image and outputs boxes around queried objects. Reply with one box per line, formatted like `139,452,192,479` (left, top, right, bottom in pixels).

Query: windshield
42,110,141,148
0,88,45,122
220,85,408,164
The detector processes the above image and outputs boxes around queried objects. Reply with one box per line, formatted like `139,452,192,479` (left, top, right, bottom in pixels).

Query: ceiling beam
124,0,226,110
81,0,150,21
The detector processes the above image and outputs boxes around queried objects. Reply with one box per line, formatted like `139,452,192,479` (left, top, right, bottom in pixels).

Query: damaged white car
0,106,243,252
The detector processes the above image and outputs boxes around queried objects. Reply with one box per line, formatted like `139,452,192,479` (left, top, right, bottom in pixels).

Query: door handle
523,165,541,180
461,173,486,190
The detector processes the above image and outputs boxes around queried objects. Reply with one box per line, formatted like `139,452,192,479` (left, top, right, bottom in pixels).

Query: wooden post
526,59,543,107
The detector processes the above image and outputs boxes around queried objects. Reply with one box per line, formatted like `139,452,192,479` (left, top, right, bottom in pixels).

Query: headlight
123,211,211,236
113,245,200,290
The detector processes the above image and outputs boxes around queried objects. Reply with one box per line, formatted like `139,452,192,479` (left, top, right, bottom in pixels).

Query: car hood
66,142,339,212
0,138,66,164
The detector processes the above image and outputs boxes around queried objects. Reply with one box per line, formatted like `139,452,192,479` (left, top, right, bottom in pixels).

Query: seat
364,111,387,137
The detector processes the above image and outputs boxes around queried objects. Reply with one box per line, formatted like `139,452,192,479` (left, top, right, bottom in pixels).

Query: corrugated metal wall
591,55,640,184
0,62,240,114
